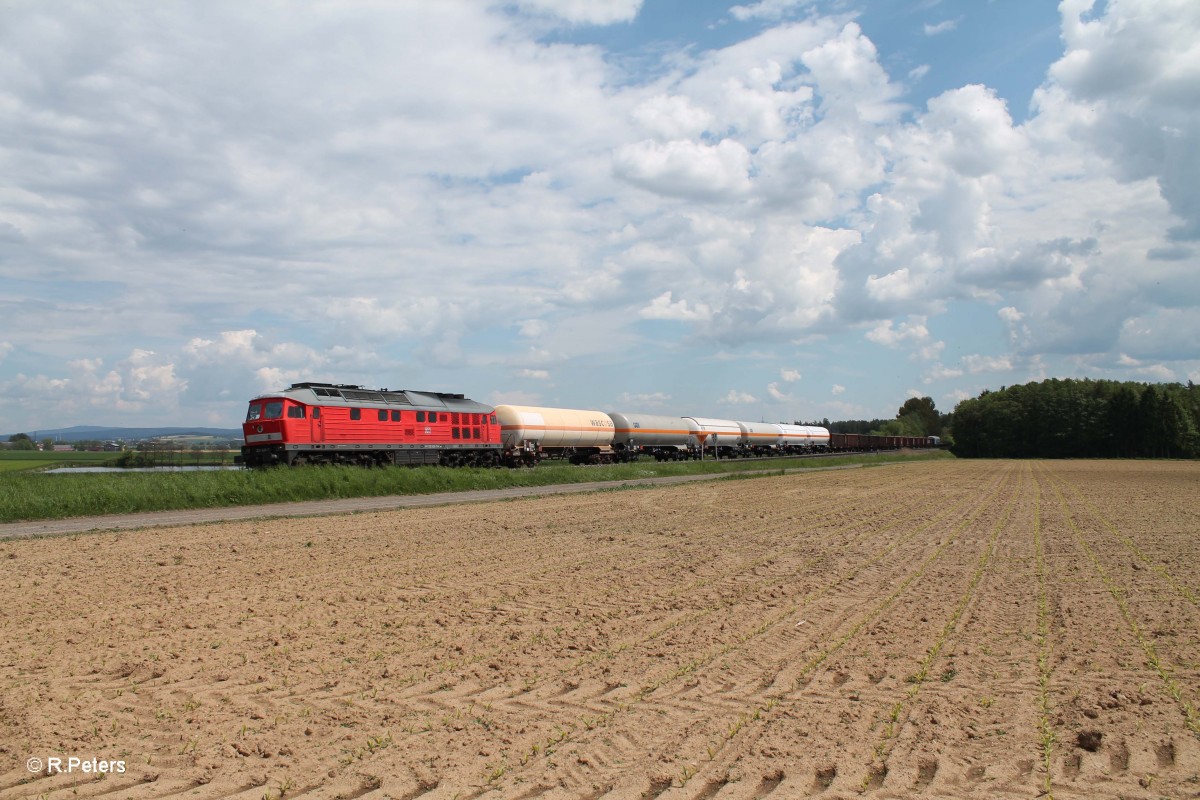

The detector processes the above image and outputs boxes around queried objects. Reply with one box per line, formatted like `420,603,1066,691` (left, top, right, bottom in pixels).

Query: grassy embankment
0,450,954,523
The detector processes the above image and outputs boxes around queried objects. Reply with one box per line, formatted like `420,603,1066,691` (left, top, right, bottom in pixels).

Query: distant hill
4,425,243,443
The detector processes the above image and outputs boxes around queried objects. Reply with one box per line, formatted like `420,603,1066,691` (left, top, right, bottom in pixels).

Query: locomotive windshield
246,401,284,421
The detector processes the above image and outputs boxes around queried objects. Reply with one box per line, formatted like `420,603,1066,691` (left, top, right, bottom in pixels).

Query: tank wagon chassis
240,384,935,468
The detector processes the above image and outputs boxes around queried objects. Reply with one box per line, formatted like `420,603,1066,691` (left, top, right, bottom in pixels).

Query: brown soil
1,459,1198,799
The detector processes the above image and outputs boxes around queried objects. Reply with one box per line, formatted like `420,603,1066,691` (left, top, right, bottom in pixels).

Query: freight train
239,382,932,468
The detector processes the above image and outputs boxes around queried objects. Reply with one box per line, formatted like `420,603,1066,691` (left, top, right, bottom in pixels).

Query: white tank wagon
492,404,616,465
607,412,697,461
682,416,743,458
778,424,831,451
737,421,784,454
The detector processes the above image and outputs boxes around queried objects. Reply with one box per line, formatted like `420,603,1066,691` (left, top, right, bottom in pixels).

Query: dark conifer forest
950,379,1200,458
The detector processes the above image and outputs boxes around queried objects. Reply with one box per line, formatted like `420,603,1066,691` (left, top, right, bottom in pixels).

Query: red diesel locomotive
240,382,502,467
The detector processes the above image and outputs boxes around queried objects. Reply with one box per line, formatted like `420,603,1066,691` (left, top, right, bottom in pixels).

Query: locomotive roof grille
380,392,412,405
341,389,386,402
292,382,358,391
288,382,465,402
279,382,480,410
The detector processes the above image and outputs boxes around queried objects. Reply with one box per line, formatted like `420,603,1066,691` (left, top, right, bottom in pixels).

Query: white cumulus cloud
722,389,758,404
640,291,713,321
513,0,643,25
730,0,813,21
614,139,753,200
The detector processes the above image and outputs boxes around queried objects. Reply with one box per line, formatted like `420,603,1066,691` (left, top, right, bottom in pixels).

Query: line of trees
5,433,54,451
952,378,1200,458
802,396,951,440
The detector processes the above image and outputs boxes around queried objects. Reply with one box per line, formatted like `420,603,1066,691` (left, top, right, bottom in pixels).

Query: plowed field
2,459,1198,799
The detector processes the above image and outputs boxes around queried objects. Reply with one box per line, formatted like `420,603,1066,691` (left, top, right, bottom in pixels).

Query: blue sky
1,0,1197,433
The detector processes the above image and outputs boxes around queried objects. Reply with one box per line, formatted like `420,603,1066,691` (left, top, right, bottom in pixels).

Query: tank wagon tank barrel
737,421,783,455
778,423,830,452
682,417,742,459
606,412,697,461
492,404,616,466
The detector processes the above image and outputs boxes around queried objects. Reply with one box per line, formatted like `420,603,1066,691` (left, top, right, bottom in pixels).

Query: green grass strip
0,451,952,523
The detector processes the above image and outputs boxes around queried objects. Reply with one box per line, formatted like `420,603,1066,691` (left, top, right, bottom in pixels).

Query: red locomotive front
240,382,501,467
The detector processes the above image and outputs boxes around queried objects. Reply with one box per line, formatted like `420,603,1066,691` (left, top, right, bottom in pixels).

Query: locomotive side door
312,406,325,443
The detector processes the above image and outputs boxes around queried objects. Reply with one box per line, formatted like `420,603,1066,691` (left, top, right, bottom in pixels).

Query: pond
44,466,244,474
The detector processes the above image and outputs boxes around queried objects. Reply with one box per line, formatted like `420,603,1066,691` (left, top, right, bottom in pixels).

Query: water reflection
45,466,244,474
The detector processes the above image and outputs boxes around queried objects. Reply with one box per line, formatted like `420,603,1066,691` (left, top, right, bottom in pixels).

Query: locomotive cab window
313,407,321,419
246,404,262,421
263,401,284,419
287,405,305,419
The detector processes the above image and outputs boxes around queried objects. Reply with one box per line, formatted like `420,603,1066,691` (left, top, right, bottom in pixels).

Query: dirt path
1,459,1197,799
0,465,869,540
